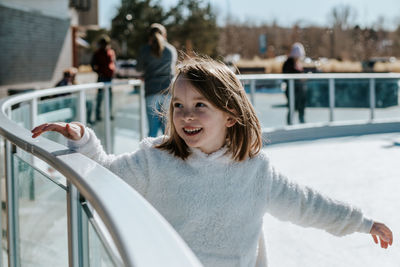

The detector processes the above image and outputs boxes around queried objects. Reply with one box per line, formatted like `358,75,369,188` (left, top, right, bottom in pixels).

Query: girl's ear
225,116,236,128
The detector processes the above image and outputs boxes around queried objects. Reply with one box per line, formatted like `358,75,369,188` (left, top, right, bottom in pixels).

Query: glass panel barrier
85,88,97,126
37,95,79,146
11,103,30,130
88,87,107,149
81,202,120,267
244,79,288,128
243,77,400,127
16,149,67,190
13,154,68,267
112,84,142,154
374,78,400,120
91,84,142,154
38,95,78,123
306,79,330,124
333,79,370,122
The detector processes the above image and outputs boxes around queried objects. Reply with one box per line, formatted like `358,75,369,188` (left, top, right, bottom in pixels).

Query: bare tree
328,4,357,30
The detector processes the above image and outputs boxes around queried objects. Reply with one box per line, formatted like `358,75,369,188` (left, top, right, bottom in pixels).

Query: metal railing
0,80,202,267
239,72,400,125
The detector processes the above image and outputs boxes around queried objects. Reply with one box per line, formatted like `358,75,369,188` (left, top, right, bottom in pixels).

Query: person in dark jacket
136,23,177,137
55,67,77,87
91,35,116,121
282,42,307,124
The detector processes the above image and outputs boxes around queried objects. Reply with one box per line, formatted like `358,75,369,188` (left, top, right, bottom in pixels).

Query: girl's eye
174,103,183,108
196,103,206,108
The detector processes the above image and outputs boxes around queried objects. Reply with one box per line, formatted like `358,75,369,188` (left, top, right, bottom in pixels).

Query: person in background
51,67,94,125
41,67,77,101
32,57,392,267
136,23,177,137
282,42,307,124
55,67,78,87
91,35,116,122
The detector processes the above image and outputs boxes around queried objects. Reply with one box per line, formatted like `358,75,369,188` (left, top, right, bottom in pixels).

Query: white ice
263,133,400,267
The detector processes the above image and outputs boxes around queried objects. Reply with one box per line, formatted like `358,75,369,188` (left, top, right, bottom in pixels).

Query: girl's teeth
184,128,201,133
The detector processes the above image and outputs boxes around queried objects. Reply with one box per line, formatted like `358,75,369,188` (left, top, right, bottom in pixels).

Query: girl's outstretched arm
31,122,84,140
32,122,149,196
370,222,393,249
263,162,393,249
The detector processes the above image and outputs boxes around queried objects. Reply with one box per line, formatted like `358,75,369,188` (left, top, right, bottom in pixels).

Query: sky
99,0,400,30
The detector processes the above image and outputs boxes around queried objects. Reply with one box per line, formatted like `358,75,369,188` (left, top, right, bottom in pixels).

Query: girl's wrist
362,218,374,234
68,126,90,148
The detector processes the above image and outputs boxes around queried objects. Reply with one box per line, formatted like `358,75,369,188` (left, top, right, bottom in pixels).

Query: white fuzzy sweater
69,129,373,267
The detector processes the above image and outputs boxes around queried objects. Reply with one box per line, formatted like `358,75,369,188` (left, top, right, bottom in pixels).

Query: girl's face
172,76,235,154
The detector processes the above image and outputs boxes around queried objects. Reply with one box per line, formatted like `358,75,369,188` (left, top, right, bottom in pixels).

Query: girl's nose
183,109,194,121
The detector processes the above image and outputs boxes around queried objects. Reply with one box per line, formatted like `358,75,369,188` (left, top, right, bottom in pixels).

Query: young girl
32,57,393,267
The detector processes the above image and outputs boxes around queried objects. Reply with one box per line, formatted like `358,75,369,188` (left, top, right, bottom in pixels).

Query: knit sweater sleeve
263,159,373,236
67,128,149,196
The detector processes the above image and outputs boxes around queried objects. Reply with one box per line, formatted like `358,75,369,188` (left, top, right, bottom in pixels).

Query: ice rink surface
263,133,400,267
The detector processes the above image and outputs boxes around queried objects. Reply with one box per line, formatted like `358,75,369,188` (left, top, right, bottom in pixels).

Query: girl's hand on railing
31,122,84,141
370,222,393,249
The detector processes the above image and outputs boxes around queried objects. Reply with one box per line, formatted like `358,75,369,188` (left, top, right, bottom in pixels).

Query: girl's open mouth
183,127,202,136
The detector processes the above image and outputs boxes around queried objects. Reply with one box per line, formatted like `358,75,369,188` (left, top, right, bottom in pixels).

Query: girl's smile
183,127,202,135
172,76,235,154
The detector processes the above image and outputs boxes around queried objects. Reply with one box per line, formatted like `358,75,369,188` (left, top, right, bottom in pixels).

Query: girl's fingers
379,225,393,244
31,124,44,133
31,122,83,140
380,238,388,249
372,234,378,244
385,227,393,245
31,123,51,137
42,123,67,135
31,123,68,138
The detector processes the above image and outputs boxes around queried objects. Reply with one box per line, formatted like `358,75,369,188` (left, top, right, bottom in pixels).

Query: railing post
249,79,256,106
104,85,112,154
288,79,295,125
139,81,146,140
5,140,20,267
29,98,37,130
29,99,38,201
369,78,376,121
74,91,90,267
77,91,87,124
329,78,335,122
67,183,82,267
79,203,90,267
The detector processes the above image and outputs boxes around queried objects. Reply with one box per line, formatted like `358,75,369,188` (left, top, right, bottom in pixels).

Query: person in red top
91,35,116,121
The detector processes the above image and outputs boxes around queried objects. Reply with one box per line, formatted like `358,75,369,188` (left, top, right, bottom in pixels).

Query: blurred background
1,0,400,96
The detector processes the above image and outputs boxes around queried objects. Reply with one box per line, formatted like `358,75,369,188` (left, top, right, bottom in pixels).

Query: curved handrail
238,72,400,80
263,119,400,145
0,85,202,267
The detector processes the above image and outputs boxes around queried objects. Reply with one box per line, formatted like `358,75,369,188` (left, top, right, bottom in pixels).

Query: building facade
0,0,98,97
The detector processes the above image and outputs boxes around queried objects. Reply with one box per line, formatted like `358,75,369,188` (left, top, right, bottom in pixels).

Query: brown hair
156,56,262,161
149,23,166,58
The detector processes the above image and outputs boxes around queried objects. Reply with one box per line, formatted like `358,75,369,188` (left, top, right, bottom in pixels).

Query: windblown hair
149,23,166,58
156,57,262,161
